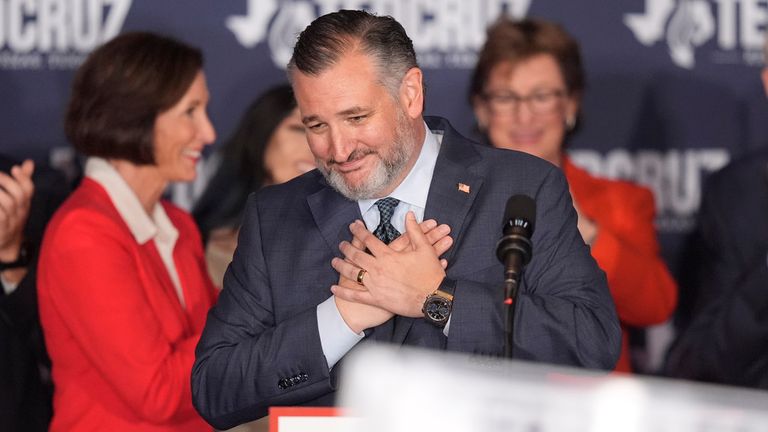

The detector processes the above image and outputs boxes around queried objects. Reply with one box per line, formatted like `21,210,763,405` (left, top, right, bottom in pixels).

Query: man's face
291,51,422,200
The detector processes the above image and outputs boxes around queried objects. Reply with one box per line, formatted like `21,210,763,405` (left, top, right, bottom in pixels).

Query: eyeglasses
481,89,566,115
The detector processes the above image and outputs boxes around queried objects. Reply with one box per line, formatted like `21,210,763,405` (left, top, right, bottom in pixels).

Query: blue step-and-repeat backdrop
2,0,768,287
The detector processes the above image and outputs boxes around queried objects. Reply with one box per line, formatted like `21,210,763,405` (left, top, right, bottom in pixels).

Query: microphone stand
503,252,522,358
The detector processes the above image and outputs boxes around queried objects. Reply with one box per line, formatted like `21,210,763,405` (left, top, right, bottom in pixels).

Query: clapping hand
0,160,34,283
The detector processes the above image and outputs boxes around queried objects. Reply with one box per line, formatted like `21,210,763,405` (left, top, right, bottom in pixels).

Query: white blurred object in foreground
338,344,768,432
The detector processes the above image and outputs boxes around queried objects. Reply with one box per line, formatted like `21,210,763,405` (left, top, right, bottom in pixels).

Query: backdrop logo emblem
625,0,767,69
227,0,314,68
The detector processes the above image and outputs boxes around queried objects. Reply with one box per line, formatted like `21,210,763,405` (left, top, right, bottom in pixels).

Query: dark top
665,149,768,388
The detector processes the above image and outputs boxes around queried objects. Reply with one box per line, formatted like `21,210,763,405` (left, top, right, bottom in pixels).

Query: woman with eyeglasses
469,17,678,373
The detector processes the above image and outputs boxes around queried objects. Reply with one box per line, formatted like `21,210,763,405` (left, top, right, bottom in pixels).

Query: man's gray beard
318,111,418,201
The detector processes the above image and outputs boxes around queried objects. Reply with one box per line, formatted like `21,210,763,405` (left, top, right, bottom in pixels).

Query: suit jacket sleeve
192,195,333,430
39,210,203,423
447,167,622,369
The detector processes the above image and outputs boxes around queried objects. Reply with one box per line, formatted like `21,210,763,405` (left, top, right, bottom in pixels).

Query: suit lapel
423,155,484,263
307,182,361,251
393,118,485,344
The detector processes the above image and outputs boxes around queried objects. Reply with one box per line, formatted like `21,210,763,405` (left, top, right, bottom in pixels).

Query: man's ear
400,67,424,119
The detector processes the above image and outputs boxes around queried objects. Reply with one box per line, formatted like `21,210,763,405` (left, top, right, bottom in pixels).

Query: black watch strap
0,242,31,271
437,277,457,297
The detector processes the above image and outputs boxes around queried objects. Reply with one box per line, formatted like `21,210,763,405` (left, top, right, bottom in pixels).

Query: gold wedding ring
356,269,367,285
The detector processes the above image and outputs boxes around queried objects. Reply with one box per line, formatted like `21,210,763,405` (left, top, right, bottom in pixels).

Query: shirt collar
85,157,178,245
358,121,441,213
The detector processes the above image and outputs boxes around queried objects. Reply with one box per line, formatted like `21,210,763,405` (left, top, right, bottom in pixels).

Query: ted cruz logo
0,0,131,70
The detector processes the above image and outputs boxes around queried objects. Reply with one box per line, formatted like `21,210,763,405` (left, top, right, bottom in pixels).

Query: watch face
425,297,451,322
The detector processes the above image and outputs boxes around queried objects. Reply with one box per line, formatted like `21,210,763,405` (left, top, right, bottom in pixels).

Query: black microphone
495,195,535,358
496,195,536,295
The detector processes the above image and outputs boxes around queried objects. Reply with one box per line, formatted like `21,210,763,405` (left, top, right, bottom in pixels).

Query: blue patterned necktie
372,197,401,245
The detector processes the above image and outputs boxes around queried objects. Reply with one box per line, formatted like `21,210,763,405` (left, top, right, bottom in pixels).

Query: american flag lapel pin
457,183,470,194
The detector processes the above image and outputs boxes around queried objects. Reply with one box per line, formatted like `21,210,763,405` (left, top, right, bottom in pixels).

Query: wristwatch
0,242,31,271
422,278,456,328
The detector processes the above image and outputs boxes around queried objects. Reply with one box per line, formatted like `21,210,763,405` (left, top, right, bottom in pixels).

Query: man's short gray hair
287,9,418,98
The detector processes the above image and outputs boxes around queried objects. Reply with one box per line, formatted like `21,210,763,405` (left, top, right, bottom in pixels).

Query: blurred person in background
665,149,768,388
0,156,68,431
663,38,768,388
193,84,312,287
37,32,218,431
469,17,678,373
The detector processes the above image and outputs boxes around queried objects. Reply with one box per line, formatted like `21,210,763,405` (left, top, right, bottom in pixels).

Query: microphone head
503,195,536,237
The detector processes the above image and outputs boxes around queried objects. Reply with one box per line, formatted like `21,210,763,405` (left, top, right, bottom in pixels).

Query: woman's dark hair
223,84,298,184
193,84,297,238
469,17,585,103
65,31,203,164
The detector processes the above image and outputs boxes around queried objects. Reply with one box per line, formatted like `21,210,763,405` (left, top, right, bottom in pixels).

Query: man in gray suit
192,10,620,430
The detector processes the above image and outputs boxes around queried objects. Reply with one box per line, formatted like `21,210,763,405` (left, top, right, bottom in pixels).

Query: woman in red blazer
38,32,217,430
470,18,677,372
